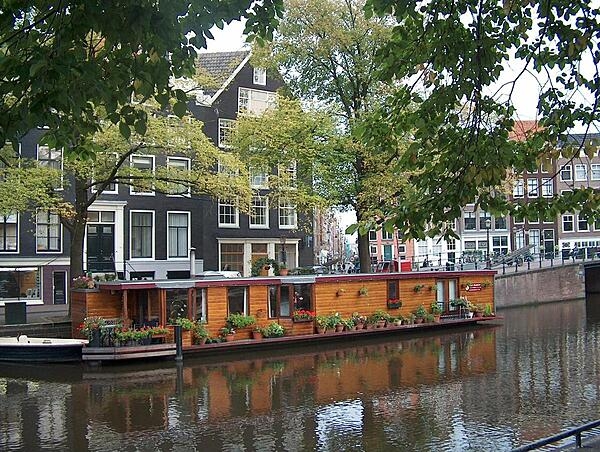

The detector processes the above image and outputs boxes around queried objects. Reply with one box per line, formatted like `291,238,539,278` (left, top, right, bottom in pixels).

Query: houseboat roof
96,270,496,291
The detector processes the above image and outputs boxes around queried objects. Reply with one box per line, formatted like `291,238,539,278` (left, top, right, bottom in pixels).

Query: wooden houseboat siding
84,270,495,344
71,289,122,338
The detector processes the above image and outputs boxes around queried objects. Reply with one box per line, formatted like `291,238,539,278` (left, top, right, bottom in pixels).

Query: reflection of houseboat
72,270,497,358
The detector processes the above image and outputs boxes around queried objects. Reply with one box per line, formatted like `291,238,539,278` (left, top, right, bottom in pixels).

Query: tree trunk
354,204,372,273
357,231,371,273
69,217,86,280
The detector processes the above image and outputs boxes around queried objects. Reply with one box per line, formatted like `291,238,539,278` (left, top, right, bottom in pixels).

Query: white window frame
253,68,267,85
562,214,574,233
250,196,269,229
238,87,276,115
218,118,235,148
130,155,155,195
575,163,588,181
577,214,589,232
35,210,62,253
513,178,524,198
37,145,63,189
0,213,18,253
560,164,572,181
541,178,553,197
167,211,190,260
278,199,297,229
130,210,155,260
526,178,539,197
218,199,239,228
166,157,191,197
591,163,600,181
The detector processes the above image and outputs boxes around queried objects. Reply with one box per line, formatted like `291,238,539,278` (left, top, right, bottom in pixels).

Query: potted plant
430,302,442,322
79,316,106,346
336,288,346,297
315,315,328,333
413,283,425,293
251,257,279,276
327,312,343,332
191,321,209,345
278,264,289,276
369,310,389,328
483,304,494,317
414,304,427,323
450,297,470,318
219,326,236,341
262,322,285,338
358,286,369,297
472,303,484,317
252,326,264,340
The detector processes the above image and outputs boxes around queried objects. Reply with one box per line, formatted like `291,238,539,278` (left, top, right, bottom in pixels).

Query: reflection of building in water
0,329,497,450
0,381,70,450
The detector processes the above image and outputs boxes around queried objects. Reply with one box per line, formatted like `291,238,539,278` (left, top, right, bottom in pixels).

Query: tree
0,0,283,158
251,0,401,272
361,0,600,237
0,109,252,279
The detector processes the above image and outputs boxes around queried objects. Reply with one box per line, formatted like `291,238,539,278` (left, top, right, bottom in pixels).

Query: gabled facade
187,51,314,276
0,51,314,314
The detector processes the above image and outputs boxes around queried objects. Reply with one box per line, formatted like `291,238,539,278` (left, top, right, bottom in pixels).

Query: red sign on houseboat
465,283,482,292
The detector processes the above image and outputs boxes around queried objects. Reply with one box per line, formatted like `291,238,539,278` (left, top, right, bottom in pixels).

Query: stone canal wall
494,262,585,307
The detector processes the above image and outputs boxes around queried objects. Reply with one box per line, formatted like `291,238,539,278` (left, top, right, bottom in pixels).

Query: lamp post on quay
485,218,491,269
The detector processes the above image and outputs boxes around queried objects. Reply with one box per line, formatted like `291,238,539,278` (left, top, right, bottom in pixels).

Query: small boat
0,335,87,363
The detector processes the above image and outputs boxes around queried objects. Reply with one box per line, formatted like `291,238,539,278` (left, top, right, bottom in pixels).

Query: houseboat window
387,280,399,300
195,288,207,322
293,284,312,311
167,289,188,322
280,285,291,317
228,286,248,315
268,286,278,318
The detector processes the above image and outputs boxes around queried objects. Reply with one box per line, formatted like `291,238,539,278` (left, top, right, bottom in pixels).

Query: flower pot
279,268,289,276
252,331,264,340
316,326,326,334
335,324,344,332
224,333,235,342
89,328,101,348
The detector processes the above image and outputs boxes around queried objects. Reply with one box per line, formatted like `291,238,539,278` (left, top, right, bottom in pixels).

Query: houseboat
71,269,497,360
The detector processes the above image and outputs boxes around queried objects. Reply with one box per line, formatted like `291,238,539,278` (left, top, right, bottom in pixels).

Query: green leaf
173,101,187,118
119,122,131,140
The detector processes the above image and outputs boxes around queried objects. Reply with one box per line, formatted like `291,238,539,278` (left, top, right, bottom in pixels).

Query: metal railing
365,249,600,274
511,419,600,451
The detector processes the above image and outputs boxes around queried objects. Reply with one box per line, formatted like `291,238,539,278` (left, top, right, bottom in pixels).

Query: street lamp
485,218,491,269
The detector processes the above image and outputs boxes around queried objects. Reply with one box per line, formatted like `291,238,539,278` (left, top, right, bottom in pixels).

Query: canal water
1,297,600,452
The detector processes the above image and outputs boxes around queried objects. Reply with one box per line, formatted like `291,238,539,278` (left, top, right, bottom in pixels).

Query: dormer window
253,68,266,85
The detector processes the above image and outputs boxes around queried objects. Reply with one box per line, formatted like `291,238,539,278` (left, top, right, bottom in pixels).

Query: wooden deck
82,343,176,362
182,316,501,358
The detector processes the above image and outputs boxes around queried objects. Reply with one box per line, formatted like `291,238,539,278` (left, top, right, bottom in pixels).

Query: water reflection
1,299,600,451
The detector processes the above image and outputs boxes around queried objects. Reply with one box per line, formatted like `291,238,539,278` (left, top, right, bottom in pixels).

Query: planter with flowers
79,316,106,347
387,298,402,309
252,326,264,340
220,326,236,342
262,322,285,338
292,309,315,323
72,275,96,290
